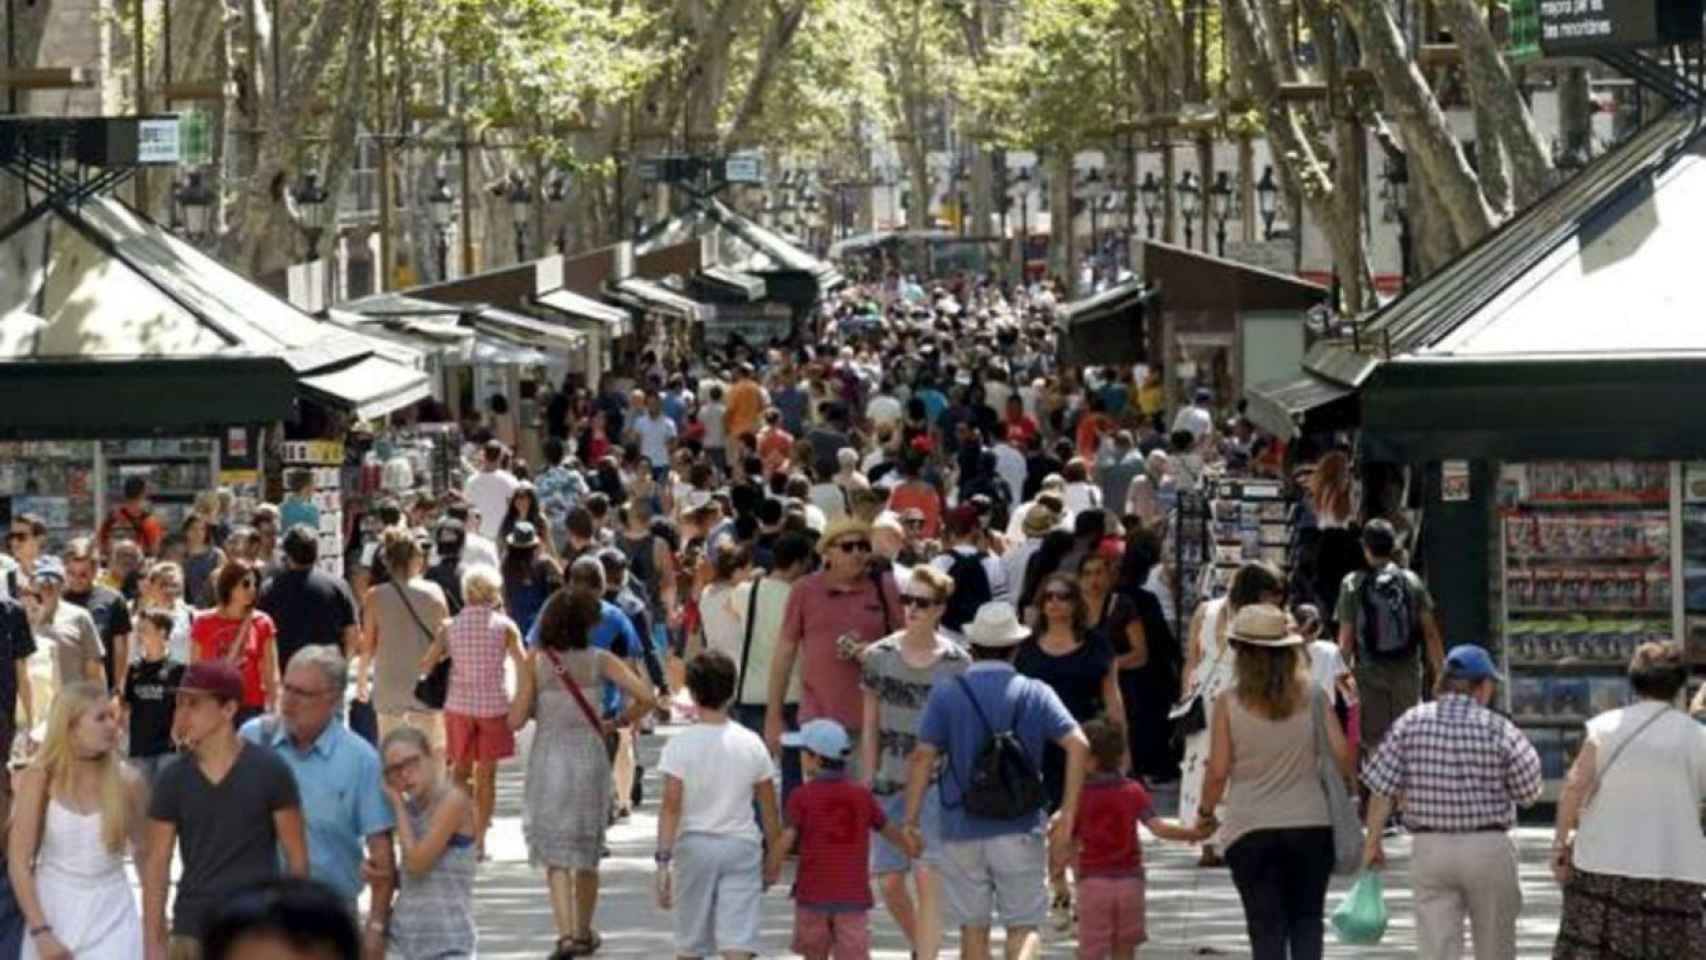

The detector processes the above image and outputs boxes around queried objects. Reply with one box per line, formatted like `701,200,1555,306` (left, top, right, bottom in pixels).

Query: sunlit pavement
465,720,1566,959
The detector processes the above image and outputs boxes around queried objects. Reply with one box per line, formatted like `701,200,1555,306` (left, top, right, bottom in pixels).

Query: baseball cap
175,661,244,701
31,555,66,585
782,718,852,760
1443,645,1498,681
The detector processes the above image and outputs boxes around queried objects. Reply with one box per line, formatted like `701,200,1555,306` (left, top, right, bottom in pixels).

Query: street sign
724,153,764,183
136,117,181,164
637,158,662,182
1537,0,1703,57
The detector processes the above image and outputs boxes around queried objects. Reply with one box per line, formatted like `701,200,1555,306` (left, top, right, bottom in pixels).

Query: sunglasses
5,531,26,542
836,540,873,554
898,594,939,609
1043,589,1076,602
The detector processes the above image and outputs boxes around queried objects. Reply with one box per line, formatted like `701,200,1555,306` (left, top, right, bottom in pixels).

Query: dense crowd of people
0,272,1700,960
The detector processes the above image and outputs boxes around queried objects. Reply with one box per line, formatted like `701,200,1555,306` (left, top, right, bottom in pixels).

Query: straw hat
1226,604,1303,647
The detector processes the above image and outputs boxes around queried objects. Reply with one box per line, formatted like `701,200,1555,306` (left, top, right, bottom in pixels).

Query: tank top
1219,692,1329,850
371,580,443,712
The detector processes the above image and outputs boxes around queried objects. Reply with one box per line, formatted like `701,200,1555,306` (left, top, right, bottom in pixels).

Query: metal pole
458,126,474,276
375,2,392,292
133,0,147,212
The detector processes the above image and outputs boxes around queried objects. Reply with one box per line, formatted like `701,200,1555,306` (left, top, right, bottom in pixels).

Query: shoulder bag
394,582,452,710
1564,703,1672,873
542,648,607,732
1311,687,1364,875
1168,603,1229,745
735,579,763,706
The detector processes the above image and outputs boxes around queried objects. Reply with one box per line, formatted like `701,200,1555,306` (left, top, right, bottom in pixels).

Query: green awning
0,356,297,438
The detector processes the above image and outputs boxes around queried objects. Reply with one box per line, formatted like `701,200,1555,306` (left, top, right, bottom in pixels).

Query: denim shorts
673,832,765,957
872,784,943,875
936,830,1049,930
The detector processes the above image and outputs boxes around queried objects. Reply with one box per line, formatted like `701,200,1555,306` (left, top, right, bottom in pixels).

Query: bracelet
28,925,51,938
655,850,673,864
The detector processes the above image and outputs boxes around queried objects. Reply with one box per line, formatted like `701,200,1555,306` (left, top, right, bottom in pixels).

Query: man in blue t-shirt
526,557,644,717
905,601,1087,960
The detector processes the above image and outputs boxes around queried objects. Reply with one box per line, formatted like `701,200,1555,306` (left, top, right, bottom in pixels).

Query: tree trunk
0,0,56,316
1435,0,1551,208
1558,67,1592,173
1474,100,1512,215
722,0,809,148
1338,0,1495,248
1047,151,1076,295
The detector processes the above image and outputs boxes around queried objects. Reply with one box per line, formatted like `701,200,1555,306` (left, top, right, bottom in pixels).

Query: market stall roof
696,266,766,301
609,276,707,322
534,288,630,330
1244,371,1357,440
639,198,845,292
340,293,583,364
1056,279,1156,366
0,196,428,435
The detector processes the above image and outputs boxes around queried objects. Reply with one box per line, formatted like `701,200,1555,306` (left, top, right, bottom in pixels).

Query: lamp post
1010,166,1032,282
504,174,532,263
545,172,570,253
1078,166,1107,267
1209,170,1234,258
175,170,216,245
803,193,821,251
427,173,455,280
1255,164,1279,241
1138,171,1162,240
1380,153,1411,290
292,170,329,261
1176,170,1201,249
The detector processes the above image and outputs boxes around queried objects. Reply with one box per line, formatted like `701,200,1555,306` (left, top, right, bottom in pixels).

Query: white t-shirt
700,401,728,450
809,482,849,523
1173,404,1214,441
464,469,518,540
866,394,903,429
658,721,774,845
1307,640,1348,697
630,413,678,467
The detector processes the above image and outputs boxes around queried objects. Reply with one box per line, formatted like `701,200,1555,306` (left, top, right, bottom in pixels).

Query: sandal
571,931,603,955
550,935,578,959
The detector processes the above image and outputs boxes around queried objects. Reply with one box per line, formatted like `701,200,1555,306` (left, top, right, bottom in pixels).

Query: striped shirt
1362,694,1543,832
445,606,515,717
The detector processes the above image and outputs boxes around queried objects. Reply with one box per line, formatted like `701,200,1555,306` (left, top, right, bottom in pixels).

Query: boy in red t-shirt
1067,719,1206,960
769,719,911,960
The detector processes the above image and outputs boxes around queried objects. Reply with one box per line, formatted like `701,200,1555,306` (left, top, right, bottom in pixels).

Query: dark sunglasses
5,531,26,542
898,594,939,609
1043,589,1076,602
836,540,873,554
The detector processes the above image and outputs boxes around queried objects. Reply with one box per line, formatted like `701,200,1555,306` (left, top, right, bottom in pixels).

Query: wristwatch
655,849,673,864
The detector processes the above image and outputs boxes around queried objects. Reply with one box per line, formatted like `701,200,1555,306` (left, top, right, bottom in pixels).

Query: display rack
0,441,97,548
1498,459,1677,797
1169,489,1213,621
1204,477,1296,599
99,438,218,535
280,440,347,578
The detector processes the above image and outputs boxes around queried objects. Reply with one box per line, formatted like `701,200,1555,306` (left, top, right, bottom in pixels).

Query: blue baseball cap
782,719,852,760
1443,645,1498,681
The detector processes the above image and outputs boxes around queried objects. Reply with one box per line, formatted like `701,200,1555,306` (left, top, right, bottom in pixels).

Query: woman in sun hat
1195,602,1353,960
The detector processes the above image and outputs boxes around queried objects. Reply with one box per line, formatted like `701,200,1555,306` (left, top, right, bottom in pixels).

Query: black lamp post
1255,164,1279,241
1138,171,1161,240
175,170,216,244
427,173,455,280
1209,170,1234,257
803,193,821,250
1010,166,1032,279
504,174,532,262
1176,170,1201,249
545,172,570,253
1381,153,1412,290
1078,167,1107,265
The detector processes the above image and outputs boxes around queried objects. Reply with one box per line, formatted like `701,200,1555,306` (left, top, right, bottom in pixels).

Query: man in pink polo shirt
764,517,901,764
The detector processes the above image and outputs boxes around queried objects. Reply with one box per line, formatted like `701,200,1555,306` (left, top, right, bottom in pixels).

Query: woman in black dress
1016,570,1125,917
1113,529,1182,781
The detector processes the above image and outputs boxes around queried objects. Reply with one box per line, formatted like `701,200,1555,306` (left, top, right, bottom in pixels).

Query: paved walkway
469,721,1567,959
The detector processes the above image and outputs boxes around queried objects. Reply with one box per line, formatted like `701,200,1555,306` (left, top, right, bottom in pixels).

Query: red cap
175,661,244,701
945,504,981,536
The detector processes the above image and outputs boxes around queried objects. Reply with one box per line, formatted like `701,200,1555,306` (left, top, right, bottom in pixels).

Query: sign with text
1538,0,1703,56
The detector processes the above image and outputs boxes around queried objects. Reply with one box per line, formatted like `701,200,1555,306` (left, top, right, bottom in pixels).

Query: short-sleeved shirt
1073,774,1155,877
786,772,885,909
279,496,320,534
190,611,276,708
123,656,185,757
240,715,395,900
0,598,35,728
1336,564,1434,662
62,586,130,690
630,413,678,466
917,661,1077,841
779,571,901,732
34,601,105,690
258,568,358,673
148,741,302,937
657,720,774,846
859,634,970,796
1015,634,1115,723
1361,693,1543,833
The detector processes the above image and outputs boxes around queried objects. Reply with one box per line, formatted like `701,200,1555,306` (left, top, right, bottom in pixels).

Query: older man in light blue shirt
241,644,396,956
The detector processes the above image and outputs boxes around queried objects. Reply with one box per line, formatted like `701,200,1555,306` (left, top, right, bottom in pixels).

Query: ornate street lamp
1209,170,1234,257
546,172,571,252
1176,170,1201,249
505,174,532,262
1078,166,1107,263
1255,165,1280,241
1138,171,1162,240
175,170,216,244
1009,166,1033,279
1380,153,1412,290
427,173,455,280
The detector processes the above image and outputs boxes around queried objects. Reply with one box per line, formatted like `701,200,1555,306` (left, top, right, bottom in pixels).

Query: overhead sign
1537,0,1703,56
136,117,181,164
723,153,764,184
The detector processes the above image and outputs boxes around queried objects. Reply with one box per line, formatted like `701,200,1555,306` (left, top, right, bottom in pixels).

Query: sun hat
1226,604,1304,647
1022,506,1060,537
782,718,853,760
505,521,541,550
819,517,872,551
963,601,1031,648
1443,644,1498,681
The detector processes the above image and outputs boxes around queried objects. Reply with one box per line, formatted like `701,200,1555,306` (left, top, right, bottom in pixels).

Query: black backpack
945,675,1046,821
942,550,993,634
1358,564,1419,660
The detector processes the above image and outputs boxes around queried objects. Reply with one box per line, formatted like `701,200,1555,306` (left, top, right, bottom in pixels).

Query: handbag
393,583,451,711
1312,687,1364,875
1169,603,1229,744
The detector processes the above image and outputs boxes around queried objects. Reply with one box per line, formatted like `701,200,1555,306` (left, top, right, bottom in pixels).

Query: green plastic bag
1330,870,1388,945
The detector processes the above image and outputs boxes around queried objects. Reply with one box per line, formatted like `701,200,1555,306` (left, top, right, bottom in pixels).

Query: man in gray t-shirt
861,635,971,796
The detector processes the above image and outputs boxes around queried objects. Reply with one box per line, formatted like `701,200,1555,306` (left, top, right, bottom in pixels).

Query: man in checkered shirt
1361,644,1542,960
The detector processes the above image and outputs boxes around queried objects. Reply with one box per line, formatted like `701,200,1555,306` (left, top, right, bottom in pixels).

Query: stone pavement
469,721,1568,959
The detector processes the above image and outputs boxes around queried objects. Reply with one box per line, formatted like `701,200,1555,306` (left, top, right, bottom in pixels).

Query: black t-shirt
148,740,301,937
124,656,185,758
425,558,465,615
62,586,130,691
257,567,358,671
0,597,36,729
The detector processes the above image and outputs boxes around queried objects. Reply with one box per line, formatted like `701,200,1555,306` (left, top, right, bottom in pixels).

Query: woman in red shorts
424,563,526,857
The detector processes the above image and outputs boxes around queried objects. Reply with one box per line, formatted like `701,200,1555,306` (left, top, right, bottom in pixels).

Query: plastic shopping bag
1329,870,1388,945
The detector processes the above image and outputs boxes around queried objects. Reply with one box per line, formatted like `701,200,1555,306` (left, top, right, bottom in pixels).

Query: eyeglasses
383,754,423,777
898,594,939,609
5,531,26,542
836,540,873,554
281,683,331,700
1043,590,1076,602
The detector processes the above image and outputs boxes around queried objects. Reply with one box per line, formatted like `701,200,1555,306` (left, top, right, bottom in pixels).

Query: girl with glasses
858,566,969,960
189,560,277,727
380,725,478,960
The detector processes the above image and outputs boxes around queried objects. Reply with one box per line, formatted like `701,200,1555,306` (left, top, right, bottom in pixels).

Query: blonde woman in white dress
1177,562,1285,866
9,681,146,959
